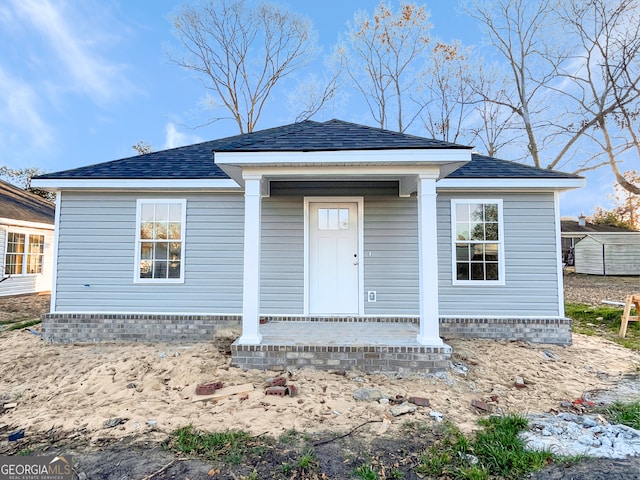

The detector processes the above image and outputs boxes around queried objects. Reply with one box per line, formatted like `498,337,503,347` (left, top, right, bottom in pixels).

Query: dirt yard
0,275,638,478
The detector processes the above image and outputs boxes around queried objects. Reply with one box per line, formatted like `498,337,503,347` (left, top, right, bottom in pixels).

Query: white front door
309,202,359,315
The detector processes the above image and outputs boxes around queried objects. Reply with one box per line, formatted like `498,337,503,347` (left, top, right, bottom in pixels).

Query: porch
230,318,452,374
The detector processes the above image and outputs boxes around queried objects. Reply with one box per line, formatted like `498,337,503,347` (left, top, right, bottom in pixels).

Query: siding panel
437,192,561,316
55,192,245,312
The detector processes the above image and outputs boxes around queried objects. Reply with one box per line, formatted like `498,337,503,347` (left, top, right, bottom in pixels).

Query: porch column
238,174,263,345
416,174,444,346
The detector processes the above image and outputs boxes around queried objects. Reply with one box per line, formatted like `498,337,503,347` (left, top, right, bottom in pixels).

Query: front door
309,202,359,315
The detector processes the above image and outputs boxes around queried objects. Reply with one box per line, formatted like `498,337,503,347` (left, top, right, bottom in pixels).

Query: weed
353,463,378,480
17,448,32,456
243,470,259,480
279,428,299,444
417,415,555,480
473,415,554,478
603,401,640,430
296,449,318,472
280,462,292,476
169,425,256,464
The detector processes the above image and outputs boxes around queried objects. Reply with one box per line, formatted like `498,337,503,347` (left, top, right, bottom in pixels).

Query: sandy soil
0,324,638,448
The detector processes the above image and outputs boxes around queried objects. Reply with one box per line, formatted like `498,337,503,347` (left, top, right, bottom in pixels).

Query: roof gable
561,220,638,233
0,179,55,225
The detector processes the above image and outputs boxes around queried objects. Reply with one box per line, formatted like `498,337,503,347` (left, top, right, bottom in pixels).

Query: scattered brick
265,376,287,387
286,385,298,397
471,399,492,412
408,396,430,407
195,381,223,396
514,377,527,389
265,386,288,396
329,369,347,376
490,395,499,403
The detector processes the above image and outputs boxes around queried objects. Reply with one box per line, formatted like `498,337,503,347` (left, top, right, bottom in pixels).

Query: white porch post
238,173,263,345
416,174,444,346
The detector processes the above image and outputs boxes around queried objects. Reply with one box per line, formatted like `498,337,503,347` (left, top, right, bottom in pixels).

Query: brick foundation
41,313,241,343
440,317,572,345
230,343,452,374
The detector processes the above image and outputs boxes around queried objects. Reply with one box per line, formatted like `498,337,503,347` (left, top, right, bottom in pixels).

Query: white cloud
0,66,52,150
9,0,132,104
163,123,202,149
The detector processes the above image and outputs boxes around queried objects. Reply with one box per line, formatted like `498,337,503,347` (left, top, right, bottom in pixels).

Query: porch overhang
214,148,471,197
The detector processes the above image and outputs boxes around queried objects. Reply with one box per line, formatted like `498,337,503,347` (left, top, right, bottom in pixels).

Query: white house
32,120,585,373
0,179,55,297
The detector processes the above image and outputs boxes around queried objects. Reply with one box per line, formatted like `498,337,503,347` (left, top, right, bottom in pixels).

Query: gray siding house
33,120,584,373
0,179,55,297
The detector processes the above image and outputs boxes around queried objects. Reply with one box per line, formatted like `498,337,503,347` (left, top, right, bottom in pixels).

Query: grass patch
5,319,42,332
565,302,640,351
168,425,265,464
417,415,555,480
353,463,379,479
603,401,640,430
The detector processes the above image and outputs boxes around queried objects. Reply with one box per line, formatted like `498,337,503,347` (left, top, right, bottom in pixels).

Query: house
561,216,638,267
32,120,584,373
0,179,55,297
574,234,640,276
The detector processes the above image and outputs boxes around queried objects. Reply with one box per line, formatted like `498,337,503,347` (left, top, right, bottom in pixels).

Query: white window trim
3,229,46,277
450,198,505,286
134,199,187,284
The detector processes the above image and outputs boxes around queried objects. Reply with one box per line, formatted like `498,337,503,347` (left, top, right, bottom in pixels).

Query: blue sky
0,0,614,217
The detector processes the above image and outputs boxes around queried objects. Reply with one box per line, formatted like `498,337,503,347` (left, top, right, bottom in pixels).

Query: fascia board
30,178,241,191
436,177,586,190
215,148,472,166
0,217,55,230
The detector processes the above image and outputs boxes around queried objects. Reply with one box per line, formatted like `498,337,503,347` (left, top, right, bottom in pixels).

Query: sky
0,0,618,217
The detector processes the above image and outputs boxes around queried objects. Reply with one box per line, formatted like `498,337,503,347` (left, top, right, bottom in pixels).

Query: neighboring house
561,217,639,268
32,120,584,373
574,234,640,276
0,179,55,297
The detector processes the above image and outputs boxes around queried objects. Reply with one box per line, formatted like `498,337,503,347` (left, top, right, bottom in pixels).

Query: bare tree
419,41,476,144
132,141,153,155
0,166,55,202
287,46,346,122
344,1,431,132
466,64,520,157
170,0,318,133
465,0,640,187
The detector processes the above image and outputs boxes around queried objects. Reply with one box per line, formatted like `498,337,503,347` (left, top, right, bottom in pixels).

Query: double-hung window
451,200,504,284
4,232,45,275
135,199,186,283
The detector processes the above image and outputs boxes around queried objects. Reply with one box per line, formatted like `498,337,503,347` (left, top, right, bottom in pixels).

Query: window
135,199,186,282
451,200,504,284
5,232,45,275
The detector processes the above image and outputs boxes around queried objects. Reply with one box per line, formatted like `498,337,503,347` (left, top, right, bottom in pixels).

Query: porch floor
259,320,424,346
231,320,452,374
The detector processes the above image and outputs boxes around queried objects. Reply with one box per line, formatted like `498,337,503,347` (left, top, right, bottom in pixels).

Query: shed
574,233,640,275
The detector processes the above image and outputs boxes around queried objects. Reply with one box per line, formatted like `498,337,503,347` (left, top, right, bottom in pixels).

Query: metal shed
574,233,640,275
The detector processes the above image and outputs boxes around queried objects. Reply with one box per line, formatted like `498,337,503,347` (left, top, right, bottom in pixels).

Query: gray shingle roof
561,220,638,233
0,179,55,225
35,119,580,181
450,154,579,179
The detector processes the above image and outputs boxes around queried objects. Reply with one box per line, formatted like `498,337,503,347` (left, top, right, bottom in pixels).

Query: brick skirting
41,313,241,343
230,343,452,374
42,313,571,345
439,317,572,345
